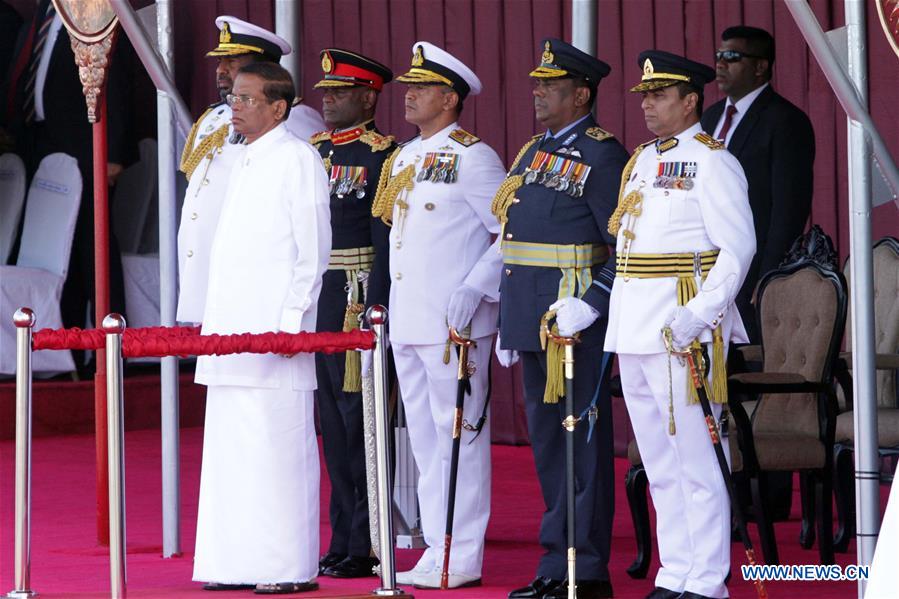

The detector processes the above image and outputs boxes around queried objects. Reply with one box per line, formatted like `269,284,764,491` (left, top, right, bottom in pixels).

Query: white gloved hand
494,333,519,368
446,285,483,331
664,306,708,349
549,296,600,337
360,349,373,375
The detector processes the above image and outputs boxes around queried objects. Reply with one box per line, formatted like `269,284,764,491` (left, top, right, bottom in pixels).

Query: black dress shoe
202,583,255,591
254,581,319,594
318,551,346,574
679,593,713,599
322,555,379,578
543,579,613,599
645,588,683,599
508,576,563,598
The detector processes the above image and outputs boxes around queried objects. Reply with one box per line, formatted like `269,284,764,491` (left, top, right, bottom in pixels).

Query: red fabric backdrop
170,0,898,444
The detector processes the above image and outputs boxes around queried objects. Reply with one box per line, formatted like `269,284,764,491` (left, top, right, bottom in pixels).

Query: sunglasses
715,50,766,63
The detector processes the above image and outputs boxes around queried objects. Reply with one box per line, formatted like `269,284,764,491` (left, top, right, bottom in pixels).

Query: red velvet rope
31,326,376,358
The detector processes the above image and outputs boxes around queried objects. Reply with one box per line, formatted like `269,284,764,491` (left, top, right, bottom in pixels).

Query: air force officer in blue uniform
493,39,629,599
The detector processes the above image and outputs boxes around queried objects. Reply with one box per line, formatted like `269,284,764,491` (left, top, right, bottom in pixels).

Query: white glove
446,285,483,331
360,349,373,375
549,296,600,337
494,333,519,368
664,306,708,349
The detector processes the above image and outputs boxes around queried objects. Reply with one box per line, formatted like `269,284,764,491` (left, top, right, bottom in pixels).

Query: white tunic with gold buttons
380,122,505,577
604,122,755,598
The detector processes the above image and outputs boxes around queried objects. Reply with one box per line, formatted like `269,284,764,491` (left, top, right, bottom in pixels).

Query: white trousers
392,338,493,577
619,352,730,598
193,386,319,584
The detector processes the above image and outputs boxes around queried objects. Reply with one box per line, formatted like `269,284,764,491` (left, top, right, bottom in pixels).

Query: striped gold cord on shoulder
489,136,540,227
608,143,648,236
371,147,414,225
178,106,215,174
181,125,230,180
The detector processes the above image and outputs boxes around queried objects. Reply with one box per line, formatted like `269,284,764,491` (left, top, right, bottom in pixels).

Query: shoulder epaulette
309,130,331,145
206,100,225,110
449,128,480,147
694,132,726,150
360,130,396,152
585,126,614,142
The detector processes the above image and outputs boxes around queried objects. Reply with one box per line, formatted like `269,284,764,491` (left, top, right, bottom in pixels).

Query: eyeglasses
225,93,267,108
715,50,766,63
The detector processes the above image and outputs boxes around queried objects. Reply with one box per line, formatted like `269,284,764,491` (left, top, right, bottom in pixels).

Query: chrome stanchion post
103,314,127,599
366,306,405,597
8,308,37,599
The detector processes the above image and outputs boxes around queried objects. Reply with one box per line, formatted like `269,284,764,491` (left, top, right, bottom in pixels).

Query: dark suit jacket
701,85,815,342
6,0,133,175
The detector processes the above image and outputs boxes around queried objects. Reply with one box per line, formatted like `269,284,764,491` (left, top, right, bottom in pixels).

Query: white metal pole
367,306,404,597
104,314,127,599
275,0,301,91
7,308,37,599
783,0,898,204
571,0,596,56
156,0,181,559
844,3,879,597
109,0,193,137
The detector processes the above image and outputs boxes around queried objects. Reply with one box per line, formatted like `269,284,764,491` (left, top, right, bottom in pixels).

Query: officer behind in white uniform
176,16,325,323
604,50,755,599
371,41,505,589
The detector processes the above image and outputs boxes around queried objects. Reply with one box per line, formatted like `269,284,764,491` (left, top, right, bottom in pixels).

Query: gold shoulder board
360,130,396,152
694,132,726,150
585,126,613,142
449,128,480,147
310,130,331,145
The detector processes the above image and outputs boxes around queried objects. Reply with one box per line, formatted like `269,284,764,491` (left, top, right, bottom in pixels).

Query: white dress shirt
712,82,769,145
33,14,63,123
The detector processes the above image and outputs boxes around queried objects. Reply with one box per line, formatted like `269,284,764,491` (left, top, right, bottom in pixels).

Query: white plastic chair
0,153,82,375
0,153,27,264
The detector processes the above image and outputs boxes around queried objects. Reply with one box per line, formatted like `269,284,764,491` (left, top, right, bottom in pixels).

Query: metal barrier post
366,306,405,596
103,314,127,598
7,308,37,599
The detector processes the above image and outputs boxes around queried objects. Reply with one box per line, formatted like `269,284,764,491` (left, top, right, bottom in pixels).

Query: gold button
191,212,198,220
505,269,512,276
718,312,724,318
395,242,402,249
505,233,513,240
202,179,209,186
187,250,194,258
425,202,435,211
512,198,521,204
712,319,718,326
395,273,402,280
664,191,669,196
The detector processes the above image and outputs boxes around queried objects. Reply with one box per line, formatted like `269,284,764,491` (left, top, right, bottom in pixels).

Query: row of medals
523,167,586,197
331,177,368,199
416,161,459,184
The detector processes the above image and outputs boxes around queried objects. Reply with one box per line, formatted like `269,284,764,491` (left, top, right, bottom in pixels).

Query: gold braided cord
608,142,649,236
490,175,523,223
178,107,214,174
371,148,415,225
181,124,229,180
490,136,540,231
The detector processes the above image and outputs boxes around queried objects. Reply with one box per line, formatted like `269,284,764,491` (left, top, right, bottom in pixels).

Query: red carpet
0,428,865,598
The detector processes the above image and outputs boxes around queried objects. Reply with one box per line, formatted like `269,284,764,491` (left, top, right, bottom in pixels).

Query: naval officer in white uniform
604,50,755,599
177,16,325,323
371,42,505,589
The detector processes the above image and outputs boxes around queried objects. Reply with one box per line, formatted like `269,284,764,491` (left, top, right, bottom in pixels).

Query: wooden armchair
833,236,899,552
727,226,847,566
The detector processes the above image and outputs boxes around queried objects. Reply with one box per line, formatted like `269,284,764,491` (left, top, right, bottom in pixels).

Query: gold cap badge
321,51,333,73
643,58,654,77
220,22,231,44
412,45,424,67
541,40,554,65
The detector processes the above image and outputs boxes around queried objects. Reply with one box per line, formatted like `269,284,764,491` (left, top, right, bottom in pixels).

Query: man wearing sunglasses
701,25,815,344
